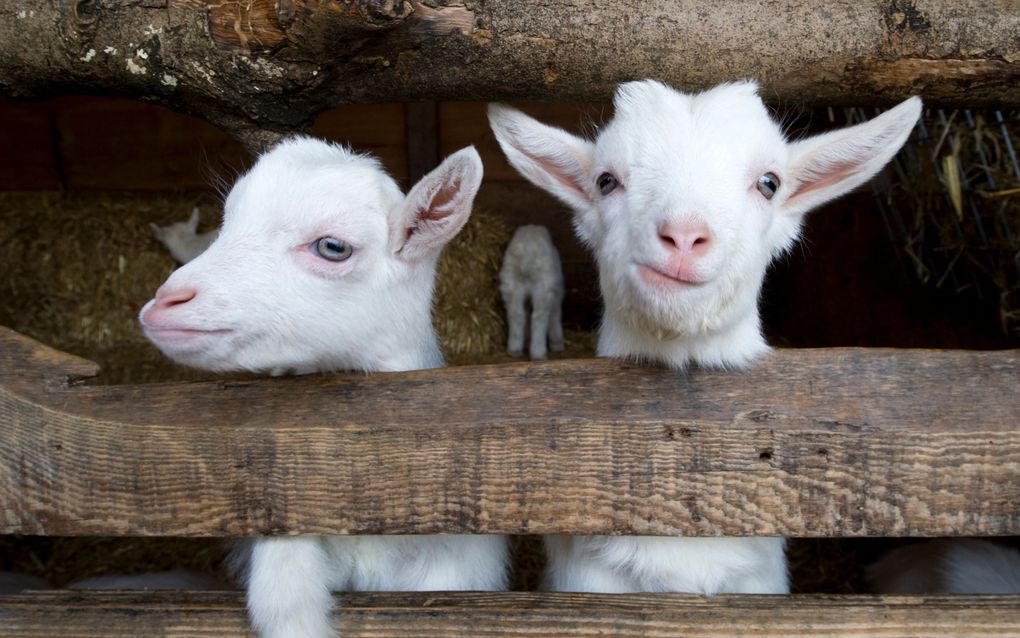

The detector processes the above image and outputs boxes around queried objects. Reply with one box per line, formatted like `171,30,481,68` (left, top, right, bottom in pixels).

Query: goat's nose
152,286,197,310
658,221,712,257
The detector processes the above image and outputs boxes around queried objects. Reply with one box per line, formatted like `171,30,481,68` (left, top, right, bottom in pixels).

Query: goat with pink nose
489,80,922,594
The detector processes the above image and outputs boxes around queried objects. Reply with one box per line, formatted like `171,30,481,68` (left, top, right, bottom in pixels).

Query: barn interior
1,95,1017,593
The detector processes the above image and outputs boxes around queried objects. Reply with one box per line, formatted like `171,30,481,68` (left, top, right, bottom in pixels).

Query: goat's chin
145,329,248,372
606,273,740,342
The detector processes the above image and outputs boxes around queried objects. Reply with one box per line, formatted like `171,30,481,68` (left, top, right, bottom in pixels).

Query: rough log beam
1,1,1018,152
1,326,1018,538
4,591,1020,637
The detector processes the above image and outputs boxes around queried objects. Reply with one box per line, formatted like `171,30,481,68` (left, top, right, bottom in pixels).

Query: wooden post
406,101,439,184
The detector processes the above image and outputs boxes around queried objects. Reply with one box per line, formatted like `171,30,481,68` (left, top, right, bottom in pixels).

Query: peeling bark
1,1,1018,152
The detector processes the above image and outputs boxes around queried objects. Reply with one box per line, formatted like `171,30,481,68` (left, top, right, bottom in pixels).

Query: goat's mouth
635,263,706,288
143,325,233,344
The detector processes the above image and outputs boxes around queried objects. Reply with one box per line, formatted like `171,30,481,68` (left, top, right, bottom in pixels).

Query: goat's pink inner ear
787,159,860,204
424,180,461,222
402,184,458,244
522,146,589,200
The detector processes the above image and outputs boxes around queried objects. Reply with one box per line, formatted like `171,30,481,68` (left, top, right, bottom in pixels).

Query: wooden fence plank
3,591,1020,637
1,326,1018,538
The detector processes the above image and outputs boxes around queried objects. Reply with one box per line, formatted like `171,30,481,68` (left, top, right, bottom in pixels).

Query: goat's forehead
223,155,403,232
598,87,783,167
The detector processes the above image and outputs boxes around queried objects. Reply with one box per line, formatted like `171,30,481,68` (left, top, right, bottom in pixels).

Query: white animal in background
149,207,219,264
139,137,508,638
867,539,1020,594
490,80,921,595
68,569,230,591
500,224,565,359
0,572,49,593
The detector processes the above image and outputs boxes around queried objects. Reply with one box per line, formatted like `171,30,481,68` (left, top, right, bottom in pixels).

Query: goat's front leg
245,536,340,638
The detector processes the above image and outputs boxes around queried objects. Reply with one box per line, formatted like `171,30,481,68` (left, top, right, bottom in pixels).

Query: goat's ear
393,146,482,261
187,207,201,232
780,96,921,218
149,222,164,240
488,103,595,213
770,96,921,254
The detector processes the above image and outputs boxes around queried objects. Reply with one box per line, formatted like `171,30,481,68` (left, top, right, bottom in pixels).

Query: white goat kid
149,207,219,264
500,224,565,359
68,569,229,591
0,572,49,593
139,137,508,637
489,80,921,594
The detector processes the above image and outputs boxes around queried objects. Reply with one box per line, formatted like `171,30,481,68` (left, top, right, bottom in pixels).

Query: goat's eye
756,173,780,200
596,172,619,195
312,236,353,262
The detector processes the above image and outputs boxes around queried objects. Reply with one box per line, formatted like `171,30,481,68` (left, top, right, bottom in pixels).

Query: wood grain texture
2,1,1019,154
3,590,1020,637
1,326,1018,538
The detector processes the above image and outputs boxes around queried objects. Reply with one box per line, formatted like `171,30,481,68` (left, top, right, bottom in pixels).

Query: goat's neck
360,302,444,373
376,327,444,373
597,306,770,371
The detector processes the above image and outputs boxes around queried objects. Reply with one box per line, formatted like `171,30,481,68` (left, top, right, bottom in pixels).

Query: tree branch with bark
1,1,1018,153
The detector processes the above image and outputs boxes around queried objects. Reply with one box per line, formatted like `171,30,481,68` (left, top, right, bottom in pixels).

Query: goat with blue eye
139,137,509,638
490,79,921,595
313,236,353,261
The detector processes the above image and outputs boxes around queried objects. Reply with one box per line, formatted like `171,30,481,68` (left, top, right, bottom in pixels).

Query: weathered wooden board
1,326,1018,538
2,1,1019,152
3,591,1020,637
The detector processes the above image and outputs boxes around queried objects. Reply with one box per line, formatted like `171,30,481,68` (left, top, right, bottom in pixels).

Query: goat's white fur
867,539,1020,594
149,207,219,264
500,224,565,359
0,572,49,593
139,137,509,638
489,80,921,594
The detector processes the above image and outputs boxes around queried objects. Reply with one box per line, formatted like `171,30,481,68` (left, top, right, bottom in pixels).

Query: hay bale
877,109,1020,336
433,209,511,363
0,191,220,384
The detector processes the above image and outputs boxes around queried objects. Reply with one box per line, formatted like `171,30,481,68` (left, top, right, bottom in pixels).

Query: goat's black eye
756,172,780,200
596,172,619,195
312,236,353,262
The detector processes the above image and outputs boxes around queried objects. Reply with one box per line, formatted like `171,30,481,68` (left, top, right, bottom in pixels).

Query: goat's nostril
659,222,711,254
155,287,197,308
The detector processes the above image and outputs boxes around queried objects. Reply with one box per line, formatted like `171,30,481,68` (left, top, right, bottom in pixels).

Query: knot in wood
744,410,773,423
360,0,413,25
276,0,297,27
72,0,99,25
